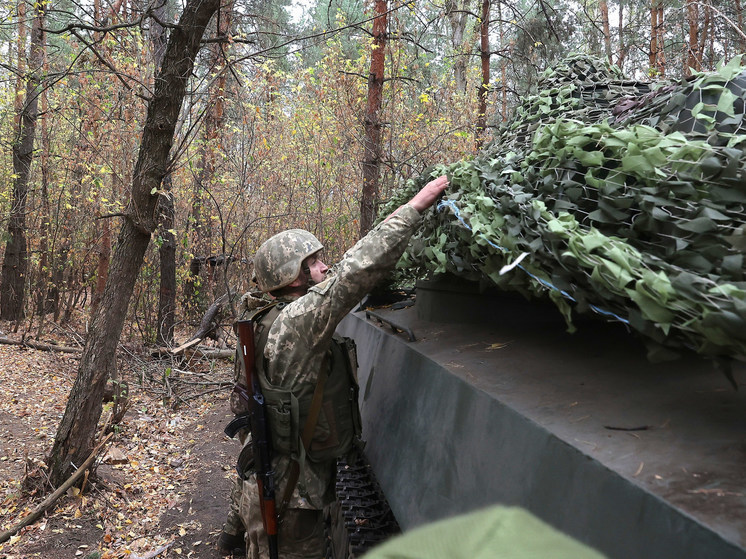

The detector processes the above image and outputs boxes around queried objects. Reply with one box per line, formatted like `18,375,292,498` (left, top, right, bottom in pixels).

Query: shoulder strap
251,302,285,380
278,352,330,518
246,300,281,323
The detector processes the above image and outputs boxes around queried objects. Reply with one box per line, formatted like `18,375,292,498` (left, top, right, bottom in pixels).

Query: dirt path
156,403,240,558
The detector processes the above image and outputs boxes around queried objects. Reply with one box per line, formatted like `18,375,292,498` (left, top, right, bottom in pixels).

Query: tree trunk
1,1,45,321
655,4,665,76
736,0,746,55
89,0,128,315
698,1,710,70
152,0,175,346
649,2,657,71
14,0,27,128
617,1,626,68
475,0,490,150
49,243,66,321
445,0,472,93
157,183,176,347
35,36,50,319
685,0,699,75
497,1,508,122
706,5,714,70
91,213,111,314
599,0,612,62
359,0,388,237
46,0,220,488
649,1,666,76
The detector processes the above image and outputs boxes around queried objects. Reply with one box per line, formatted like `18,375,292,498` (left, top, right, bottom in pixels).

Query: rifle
236,319,279,559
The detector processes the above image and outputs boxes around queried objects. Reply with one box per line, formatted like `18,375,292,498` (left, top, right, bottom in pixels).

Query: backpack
250,302,364,463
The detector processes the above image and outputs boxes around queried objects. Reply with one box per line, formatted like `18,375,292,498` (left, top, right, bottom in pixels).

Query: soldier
236,175,449,558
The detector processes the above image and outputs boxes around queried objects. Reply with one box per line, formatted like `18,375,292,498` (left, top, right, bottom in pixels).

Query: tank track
326,454,401,558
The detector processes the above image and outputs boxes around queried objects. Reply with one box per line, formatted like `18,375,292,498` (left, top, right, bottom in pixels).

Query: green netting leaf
699,207,730,221
725,225,746,251
626,285,675,323
708,281,746,299
709,186,746,203
574,150,604,167
716,88,738,117
676,216,718,234
579,230,609,251
718,54,745,80
621,153,654,173
672,252,713,273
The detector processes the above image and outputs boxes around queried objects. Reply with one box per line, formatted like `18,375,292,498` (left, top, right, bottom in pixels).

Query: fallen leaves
0,337,232,558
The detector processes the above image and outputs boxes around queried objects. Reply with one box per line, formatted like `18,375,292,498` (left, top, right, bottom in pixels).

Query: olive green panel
337,301,746,559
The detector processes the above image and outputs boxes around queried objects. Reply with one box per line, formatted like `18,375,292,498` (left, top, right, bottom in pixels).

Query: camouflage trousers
239,477,326,558
223,475,245,537
223,429,250,538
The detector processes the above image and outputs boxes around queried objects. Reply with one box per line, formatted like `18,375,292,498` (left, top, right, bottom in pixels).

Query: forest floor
0,318,241,559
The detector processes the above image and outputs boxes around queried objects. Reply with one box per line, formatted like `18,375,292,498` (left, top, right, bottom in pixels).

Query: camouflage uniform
239,204,423,558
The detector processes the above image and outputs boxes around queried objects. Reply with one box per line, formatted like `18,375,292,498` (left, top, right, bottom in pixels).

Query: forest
0,0,743,345
0,0,744,557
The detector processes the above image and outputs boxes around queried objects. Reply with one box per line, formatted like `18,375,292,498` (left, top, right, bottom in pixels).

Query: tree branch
0,433,113,545
0,336,83,353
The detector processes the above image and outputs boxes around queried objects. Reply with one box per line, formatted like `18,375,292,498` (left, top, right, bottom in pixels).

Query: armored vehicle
331,276,746,559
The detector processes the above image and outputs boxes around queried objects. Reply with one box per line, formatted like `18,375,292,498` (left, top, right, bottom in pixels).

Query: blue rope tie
436,199,630,325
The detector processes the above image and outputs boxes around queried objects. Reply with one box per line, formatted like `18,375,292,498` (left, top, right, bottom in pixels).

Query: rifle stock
237,319,279,559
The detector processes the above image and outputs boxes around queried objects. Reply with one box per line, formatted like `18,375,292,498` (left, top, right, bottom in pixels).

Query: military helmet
253,229,323,292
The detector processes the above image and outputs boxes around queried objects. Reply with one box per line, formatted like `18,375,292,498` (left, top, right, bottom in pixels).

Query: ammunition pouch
262,334,363,463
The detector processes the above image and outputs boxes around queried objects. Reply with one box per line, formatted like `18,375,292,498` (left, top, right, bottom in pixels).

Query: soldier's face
305,253,329,284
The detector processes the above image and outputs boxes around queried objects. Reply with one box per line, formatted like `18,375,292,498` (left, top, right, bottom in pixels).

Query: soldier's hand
408,175,449,213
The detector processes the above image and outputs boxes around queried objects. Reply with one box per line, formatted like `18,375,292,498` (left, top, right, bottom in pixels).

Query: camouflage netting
381,54,746,366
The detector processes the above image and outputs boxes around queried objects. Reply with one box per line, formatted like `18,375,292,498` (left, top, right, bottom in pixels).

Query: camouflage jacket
260,204,422,510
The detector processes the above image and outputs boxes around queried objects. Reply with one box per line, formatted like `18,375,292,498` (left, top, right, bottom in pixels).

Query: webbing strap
278,354,329,518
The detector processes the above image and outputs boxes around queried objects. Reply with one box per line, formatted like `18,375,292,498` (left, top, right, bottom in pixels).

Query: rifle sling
278,354,329,518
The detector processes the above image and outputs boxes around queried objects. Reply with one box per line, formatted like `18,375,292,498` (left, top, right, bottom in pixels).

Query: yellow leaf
179,527,186,536
74,508,83,518
175,548,182,555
